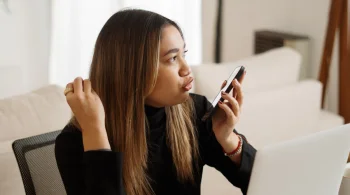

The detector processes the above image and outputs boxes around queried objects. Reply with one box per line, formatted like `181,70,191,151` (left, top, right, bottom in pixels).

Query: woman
55,9,256,195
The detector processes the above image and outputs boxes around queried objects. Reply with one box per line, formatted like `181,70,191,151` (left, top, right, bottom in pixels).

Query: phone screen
211,66,241,107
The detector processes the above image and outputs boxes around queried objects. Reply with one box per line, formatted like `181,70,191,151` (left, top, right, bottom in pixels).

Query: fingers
231,71,246,98
232,79,244,106
83,79,92,94
218,101,235,124
232,79,237,98
221,92,240,117
232,89,237,99
68,77,93,97
238,70,246,83
66,82,73,88
74,77,83,95
221,80,227,90
65,83,74,97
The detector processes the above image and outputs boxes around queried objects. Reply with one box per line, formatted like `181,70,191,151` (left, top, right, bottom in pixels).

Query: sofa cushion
236,79,322,149
0,85,71,142
191,47,301,100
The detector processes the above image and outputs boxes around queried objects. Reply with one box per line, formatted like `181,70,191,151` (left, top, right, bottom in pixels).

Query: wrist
220,132,240,153
82,128,111,151
82,125,107,136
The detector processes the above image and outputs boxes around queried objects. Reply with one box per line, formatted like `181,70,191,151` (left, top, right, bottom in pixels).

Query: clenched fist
65,77,110,151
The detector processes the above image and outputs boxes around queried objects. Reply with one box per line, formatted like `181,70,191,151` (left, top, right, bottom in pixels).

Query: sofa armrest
317,110,344,131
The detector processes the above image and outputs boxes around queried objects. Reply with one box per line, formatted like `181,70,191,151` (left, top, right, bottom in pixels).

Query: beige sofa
0,47,344,195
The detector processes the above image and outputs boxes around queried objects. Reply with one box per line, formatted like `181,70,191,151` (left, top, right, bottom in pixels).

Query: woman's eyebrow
163,48,179,57
163,43,186,57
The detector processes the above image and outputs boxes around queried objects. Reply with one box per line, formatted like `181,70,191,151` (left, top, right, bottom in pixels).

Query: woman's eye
169,56,177,63
183,50,188,58
168,50,188,63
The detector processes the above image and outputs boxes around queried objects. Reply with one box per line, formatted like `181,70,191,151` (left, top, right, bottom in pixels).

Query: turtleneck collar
144,104,166,130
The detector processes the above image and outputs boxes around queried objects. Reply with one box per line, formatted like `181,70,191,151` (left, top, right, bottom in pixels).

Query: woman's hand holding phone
212,70,246,159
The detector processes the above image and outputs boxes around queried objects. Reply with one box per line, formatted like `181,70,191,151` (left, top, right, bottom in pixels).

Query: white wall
202,0,294,62
202,0,339,113
0,0,51,98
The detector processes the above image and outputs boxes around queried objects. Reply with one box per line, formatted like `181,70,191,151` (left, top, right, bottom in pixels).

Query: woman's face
145,25,193,108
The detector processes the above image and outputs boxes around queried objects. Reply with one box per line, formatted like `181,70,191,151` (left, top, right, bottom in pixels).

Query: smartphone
201,66,245,122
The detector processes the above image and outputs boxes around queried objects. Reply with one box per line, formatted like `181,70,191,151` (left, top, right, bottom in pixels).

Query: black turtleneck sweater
55,94,256,195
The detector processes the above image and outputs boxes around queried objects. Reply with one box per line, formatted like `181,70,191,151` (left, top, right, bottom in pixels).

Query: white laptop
247,124,350,195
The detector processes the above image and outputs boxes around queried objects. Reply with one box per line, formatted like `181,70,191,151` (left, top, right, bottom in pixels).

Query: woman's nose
180,63,192,77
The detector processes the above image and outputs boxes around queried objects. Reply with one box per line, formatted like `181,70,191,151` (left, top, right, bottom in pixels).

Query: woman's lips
183,78,194,91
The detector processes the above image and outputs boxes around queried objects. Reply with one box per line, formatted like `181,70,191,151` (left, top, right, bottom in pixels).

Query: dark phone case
201,66,245,122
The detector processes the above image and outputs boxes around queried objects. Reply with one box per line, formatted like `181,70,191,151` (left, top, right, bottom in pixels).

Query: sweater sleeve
55,125,125,195
191,94,257,195
202,122,256,195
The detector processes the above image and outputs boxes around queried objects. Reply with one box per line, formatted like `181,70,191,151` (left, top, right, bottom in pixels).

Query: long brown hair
70,9,199,195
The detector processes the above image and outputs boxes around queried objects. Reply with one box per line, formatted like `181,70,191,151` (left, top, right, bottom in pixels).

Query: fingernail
234,79,238,84
221,91,227,95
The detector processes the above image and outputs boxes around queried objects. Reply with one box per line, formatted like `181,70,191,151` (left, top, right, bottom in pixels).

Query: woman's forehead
160,26,185,54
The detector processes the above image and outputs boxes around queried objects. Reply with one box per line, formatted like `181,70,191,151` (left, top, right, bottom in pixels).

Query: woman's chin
163,92,191,106
179,92,191,102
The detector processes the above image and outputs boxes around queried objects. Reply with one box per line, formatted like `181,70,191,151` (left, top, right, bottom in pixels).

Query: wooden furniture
318,0,350,124
318,0,350,163
254,30,310,79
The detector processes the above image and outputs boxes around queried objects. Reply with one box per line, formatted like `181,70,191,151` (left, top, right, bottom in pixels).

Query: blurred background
0,0,346,115
1,1,350,195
